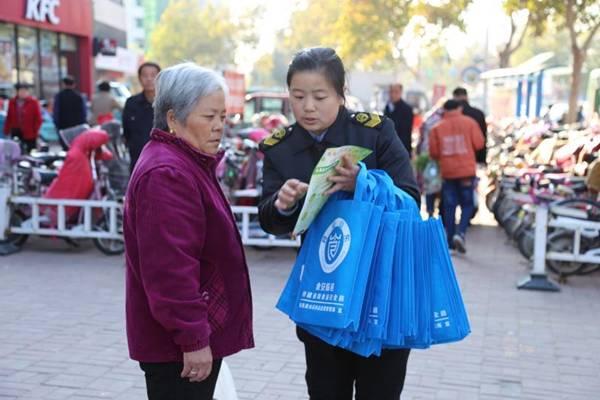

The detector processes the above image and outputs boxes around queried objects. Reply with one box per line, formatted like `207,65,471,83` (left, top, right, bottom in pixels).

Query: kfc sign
25,0,61,25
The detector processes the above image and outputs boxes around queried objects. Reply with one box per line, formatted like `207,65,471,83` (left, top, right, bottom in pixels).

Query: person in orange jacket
429,99,484,253
3,83,42,154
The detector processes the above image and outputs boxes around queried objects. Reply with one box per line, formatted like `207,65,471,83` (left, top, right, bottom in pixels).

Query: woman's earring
169,128,175,134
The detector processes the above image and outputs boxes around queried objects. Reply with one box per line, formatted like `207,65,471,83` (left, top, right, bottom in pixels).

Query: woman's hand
181,346,213,382
275,179,309,212
326,154,359,195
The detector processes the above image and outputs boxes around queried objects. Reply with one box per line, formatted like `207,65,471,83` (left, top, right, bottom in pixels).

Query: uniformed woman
258,47,419,400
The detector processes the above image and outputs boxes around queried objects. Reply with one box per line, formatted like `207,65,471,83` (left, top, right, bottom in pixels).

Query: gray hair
153,62,228,131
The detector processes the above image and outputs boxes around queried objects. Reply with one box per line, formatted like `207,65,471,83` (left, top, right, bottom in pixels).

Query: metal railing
0,188,300,248
518,204,600,291
6,195,121,240
231,206,301,248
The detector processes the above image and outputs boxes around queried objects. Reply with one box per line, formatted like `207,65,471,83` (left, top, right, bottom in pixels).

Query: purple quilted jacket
124,128,254,362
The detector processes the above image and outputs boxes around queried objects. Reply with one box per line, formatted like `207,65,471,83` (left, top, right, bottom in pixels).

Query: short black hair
97,81,111,92
286,47,346,100
138,61,161,77
443,99,461,111
62,76,75,86
453,87,468,97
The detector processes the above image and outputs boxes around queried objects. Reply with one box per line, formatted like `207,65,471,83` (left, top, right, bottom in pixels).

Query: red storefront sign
0,0,93,37
224,70,245,115
0,0,94,96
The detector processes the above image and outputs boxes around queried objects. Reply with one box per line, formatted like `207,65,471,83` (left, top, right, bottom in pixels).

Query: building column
78,36,93,99
535,70,544,118
525,75,533,118
516,78,523,117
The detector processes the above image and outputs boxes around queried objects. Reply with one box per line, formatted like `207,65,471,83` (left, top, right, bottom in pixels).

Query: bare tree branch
501,15,517,55
510,13,529,53
565,0,580,52
583,19,600,52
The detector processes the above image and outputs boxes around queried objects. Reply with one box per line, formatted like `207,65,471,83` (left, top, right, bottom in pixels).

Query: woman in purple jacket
123,62,254,400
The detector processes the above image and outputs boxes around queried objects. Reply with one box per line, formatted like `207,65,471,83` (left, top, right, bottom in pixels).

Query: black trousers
298,327,411,400
139,360,222,400
11,128,36,154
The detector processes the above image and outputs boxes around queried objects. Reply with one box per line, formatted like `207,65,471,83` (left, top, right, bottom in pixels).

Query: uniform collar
289,106,348,154
150,128,224,168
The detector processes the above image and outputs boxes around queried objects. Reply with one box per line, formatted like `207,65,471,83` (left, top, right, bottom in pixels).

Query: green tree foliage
283,0,340,50
332,0,471,70
511,0,600,122
274,0,470,73
147,0,255,69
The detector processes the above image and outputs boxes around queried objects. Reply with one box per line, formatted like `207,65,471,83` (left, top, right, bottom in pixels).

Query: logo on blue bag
319,218,351,273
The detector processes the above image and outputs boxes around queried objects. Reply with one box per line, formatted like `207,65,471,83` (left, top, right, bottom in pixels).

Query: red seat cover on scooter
42,129,112,226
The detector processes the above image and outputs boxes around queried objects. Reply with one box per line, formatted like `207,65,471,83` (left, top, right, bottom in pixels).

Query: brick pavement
1,215,600,399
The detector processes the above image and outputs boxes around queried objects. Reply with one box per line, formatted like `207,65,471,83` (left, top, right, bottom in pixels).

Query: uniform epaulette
350,112,385,130
259,126,292,151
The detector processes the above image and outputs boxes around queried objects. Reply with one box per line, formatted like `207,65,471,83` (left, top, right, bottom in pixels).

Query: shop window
59,33,80,87
40,31,59,101
17,26,40,97
0,23,16,98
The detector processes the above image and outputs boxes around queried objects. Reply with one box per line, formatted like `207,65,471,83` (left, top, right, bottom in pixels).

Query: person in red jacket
429,99,484,253
3,83,42,154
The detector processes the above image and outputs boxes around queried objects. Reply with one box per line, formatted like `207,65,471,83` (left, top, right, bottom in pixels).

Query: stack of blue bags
277,163,470,357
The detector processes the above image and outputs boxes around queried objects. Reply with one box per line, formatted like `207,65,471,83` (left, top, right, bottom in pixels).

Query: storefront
0,0,93,101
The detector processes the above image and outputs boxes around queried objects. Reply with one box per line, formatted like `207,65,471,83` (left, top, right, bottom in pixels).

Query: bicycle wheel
0,210,29,248
497,203,519,228
485,186,499,212
577,264,600,275
546,231,584,276
517,228,535,260
503,208,525,239
93,214,124,256
576,238,600,275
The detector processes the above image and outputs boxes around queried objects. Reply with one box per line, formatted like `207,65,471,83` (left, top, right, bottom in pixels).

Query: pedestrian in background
452,87,487,164
90,81,121,125
53,76,87,131
384,83,414,156
123,62,161,171
124,62,254,400
3,83,42,154
429,99,484,253
259,47,418,400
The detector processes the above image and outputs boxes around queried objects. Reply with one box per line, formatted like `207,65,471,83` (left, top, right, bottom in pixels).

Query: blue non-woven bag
427,219,471,344
297,170,401,355
363,211,399,341
396,219,432,349
290,164,383,330
278,165,470,356
312,173,421,357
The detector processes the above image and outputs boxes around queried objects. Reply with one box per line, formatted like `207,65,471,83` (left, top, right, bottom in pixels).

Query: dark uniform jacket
123,92,154,171
258,107,419,236
460,101,487,164
384,99,414,156
53,88,86,130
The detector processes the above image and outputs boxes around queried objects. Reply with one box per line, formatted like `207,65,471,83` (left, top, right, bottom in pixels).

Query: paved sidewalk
1,217,600,399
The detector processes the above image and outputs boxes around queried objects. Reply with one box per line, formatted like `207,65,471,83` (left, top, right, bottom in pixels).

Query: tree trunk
567,49,585,124
499,50,510,68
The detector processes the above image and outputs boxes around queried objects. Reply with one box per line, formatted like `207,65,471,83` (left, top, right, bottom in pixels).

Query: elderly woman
124,62,254,400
